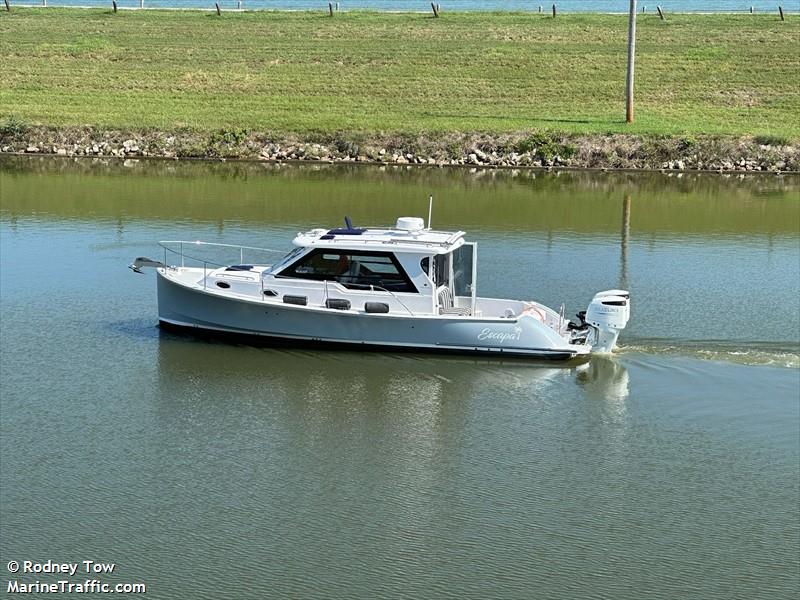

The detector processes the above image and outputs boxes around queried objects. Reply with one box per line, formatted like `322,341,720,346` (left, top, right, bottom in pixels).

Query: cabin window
268,247,305,273
277,249,417,293
433,253,450,288
420,257,430,275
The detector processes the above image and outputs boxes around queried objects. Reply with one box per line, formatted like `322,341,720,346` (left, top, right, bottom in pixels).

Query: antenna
427,194,433,230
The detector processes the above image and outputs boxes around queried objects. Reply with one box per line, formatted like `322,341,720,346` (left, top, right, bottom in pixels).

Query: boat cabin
259,217,478,316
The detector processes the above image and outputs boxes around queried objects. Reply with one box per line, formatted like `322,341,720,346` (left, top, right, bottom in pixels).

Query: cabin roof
292,226,466,255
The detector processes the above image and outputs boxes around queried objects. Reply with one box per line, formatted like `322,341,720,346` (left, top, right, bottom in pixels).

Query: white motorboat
131,216,630,360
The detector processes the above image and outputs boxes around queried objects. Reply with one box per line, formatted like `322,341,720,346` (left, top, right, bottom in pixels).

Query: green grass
1,8,798,137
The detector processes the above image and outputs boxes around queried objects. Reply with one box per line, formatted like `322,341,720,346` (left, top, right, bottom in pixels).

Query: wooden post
431,2,438,18
4,0,9,12
336,2,339,11
112,0,117,12
215,2,221,16
538,5,542,13
779,6,785,21
237,1,241,9
626,0,637,123
656,5,665,20
642,5,646,13
552,4,556,17
328,2,333,16
750,6,754,13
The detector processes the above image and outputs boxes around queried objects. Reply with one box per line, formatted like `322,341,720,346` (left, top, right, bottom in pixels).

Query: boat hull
156,270,586,360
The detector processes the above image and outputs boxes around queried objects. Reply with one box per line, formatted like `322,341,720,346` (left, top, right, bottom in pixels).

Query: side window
289,252,345,277
420,257,430,275
433,253,450,288
278,250,417,293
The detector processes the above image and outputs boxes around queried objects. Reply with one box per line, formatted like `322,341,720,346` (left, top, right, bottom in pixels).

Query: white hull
156,269,590,360
133,218,630,360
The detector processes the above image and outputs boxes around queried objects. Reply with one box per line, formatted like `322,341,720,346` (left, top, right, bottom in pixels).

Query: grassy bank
1,8,798,138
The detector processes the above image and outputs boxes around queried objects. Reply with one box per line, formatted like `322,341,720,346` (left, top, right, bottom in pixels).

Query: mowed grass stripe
1,8,797,136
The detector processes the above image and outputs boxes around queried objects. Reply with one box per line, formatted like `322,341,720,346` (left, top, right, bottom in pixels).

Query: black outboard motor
567,310,588,331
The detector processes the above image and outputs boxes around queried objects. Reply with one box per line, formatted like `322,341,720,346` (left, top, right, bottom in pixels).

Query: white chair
437,285,471,316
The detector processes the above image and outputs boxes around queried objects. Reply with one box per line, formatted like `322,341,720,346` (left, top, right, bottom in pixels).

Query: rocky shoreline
1,125,797,173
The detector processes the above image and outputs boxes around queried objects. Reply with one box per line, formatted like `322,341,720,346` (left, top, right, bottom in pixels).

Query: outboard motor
585,290,630,353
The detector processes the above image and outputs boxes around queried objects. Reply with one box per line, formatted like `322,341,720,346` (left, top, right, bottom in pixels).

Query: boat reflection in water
575,356,631,405
153,329,631,423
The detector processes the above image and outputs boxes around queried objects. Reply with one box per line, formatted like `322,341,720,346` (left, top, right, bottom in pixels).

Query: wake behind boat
131,215,630,360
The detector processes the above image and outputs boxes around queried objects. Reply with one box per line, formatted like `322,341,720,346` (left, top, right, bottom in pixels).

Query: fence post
779,6,784,21
656,5,665,20
431,2,438,18
215,2,221,16
626,0,637,123
538,5,542,13
552,4,556,17
237,1,241,9
750,6,753,13
4,0,10,12
112,1,117,12
329,2,333,17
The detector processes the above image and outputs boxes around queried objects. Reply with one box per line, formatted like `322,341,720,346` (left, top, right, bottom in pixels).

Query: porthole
216,281,231,289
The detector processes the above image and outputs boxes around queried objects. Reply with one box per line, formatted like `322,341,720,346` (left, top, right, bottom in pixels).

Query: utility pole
626,0,637,123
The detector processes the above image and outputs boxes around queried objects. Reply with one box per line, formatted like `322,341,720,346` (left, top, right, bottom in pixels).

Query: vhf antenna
427,194,433,230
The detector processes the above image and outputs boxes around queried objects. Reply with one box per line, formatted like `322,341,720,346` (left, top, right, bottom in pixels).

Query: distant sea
18,1,800,13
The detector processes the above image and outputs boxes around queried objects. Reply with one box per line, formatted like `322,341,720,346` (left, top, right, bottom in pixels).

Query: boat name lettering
478,327,522,344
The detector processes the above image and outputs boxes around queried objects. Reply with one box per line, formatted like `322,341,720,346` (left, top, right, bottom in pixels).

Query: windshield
265,247,305,274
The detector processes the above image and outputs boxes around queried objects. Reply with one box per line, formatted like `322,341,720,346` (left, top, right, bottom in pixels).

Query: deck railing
159,239,287,268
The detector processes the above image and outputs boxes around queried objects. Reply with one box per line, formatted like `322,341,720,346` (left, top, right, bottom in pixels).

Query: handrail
157,240,289,270
368,285,415,316
298,236,463,248
158,240,289,254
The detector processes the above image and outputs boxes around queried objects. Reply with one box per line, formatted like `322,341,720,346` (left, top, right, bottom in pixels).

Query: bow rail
157,240,289,269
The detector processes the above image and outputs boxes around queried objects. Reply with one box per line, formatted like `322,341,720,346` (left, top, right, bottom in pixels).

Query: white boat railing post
470,242,478,315
180,242,184,268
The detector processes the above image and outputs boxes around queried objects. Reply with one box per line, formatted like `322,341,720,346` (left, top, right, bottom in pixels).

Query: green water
1,156,798,599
